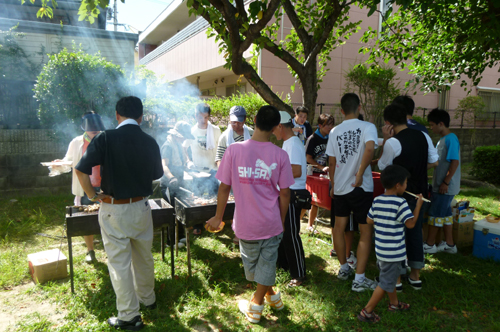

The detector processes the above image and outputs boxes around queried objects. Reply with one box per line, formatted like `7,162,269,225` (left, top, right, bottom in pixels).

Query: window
378,0,392,36
478,89,500,120
226,83,246,96
200,88,216,96
438,88,450,110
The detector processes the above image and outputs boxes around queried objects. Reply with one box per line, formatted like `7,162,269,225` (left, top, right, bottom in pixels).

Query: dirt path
0,283,67,332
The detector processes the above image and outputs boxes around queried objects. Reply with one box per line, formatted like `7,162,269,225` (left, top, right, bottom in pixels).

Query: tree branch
304,0,343,65
281,0,311,50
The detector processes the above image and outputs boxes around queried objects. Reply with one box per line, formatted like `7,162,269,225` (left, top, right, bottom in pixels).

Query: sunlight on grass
1,189,500,331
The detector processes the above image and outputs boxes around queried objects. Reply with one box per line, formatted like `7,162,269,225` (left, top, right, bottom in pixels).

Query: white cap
279,111,292,124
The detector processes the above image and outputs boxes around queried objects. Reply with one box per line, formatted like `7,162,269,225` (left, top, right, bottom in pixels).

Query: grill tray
175,197,235,227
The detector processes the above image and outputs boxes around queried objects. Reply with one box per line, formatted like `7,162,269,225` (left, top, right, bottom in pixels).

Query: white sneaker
352,277,377,292
238,299,264,323
436,241,447,251
438,243,457,254
337,266,354,280
346,251,357,269
423,242,437,254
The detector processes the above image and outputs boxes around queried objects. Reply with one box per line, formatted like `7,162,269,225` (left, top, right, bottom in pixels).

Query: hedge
471,145,500,185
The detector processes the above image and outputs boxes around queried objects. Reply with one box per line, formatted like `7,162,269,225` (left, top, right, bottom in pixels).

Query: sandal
388,301,410,311
358,308,380,323
306,226,319,234
193,228,202,235
287,278,306,288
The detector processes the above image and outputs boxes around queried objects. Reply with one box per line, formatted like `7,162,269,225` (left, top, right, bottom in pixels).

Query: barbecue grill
65,198,175,293
174,195,235,276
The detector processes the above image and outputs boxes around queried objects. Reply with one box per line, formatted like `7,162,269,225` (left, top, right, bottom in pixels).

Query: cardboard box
473,219,500,262
452,207,475,223
28,249,68,284
452,220,475,247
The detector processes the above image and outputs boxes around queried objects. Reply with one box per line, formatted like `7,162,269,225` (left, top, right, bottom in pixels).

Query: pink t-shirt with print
216,139,294,240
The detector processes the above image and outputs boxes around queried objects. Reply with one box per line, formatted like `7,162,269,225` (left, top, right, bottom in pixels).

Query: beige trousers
98,198,156,321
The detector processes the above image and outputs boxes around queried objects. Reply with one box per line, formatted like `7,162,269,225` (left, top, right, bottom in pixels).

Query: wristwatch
89,193,99,202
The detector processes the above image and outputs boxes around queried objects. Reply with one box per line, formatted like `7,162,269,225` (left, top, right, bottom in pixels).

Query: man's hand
352,172,363,187
187,161,195,170
382,124,394,140
206,216,222,231
330,187,334,198
416,193,424,207
168,177,179,191
93,192,111,202
322,166,329,173
292,127,303,134
439,183,449,194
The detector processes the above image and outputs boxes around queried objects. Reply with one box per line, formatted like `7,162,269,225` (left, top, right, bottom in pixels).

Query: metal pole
461,111,464,129
113,0,117,31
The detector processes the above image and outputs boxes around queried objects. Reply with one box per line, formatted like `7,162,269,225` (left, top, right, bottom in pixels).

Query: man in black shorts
330,196,358,268
326,93,378,292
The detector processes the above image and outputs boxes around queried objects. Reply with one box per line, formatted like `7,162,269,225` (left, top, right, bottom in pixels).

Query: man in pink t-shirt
207,105,294,324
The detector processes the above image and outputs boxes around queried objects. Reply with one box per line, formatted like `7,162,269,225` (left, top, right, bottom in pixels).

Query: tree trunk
301,57,318,124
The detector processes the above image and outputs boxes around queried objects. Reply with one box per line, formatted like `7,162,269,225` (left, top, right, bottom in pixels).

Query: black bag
293,189,312,210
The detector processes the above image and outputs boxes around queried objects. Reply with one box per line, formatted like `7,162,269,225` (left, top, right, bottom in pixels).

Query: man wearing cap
75,96,163,330
215,105,254,167
160,120,195,206
273,111,308,287
53,111,105,263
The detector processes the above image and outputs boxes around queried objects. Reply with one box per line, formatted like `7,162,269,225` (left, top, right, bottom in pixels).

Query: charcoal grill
174,196,235,276
65,198,175,293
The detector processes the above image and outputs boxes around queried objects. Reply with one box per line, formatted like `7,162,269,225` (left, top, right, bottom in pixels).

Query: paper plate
41,161,73,167
205,221,225,233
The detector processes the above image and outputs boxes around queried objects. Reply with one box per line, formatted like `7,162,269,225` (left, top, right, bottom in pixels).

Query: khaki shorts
239,233,283,286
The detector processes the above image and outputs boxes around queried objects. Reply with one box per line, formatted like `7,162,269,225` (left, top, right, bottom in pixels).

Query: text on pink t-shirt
216,139,294,240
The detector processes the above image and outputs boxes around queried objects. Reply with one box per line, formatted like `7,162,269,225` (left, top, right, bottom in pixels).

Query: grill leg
175,219,179,257
161,227,165,261
186,223,191,277
68,235,74,294
169,223,175,277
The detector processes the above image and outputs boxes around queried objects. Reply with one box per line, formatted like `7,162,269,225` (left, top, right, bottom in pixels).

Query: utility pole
113,0,117,31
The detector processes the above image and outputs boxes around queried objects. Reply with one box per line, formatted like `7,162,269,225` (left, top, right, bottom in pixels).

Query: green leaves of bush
34,46,128,138
471,145,500,185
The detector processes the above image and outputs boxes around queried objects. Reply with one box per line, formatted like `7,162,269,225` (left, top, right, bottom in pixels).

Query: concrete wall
0,129,70,197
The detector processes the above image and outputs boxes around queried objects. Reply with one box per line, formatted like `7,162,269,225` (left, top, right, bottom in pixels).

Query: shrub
471,145,500,185
206,93,270,129
344,64,402,125
34,45,128,138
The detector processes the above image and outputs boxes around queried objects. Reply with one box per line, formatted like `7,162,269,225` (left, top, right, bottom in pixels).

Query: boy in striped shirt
358,165,424,323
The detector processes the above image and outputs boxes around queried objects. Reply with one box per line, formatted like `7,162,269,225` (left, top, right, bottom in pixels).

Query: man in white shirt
186,103,222,235
187,103,221,171
274,111,307,287
326,93,378,292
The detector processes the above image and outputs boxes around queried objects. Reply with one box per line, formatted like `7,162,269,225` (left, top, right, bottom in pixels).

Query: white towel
206,121,215,150
227,124,251,146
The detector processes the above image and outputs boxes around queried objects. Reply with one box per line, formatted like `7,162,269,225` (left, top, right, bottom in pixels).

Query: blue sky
105,0,171,32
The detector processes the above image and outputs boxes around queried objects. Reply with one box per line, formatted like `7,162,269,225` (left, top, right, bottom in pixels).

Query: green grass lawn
1,189,500,331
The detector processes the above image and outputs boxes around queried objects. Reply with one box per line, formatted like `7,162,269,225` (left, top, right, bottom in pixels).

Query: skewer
405,191,431,203
179,187,194,196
